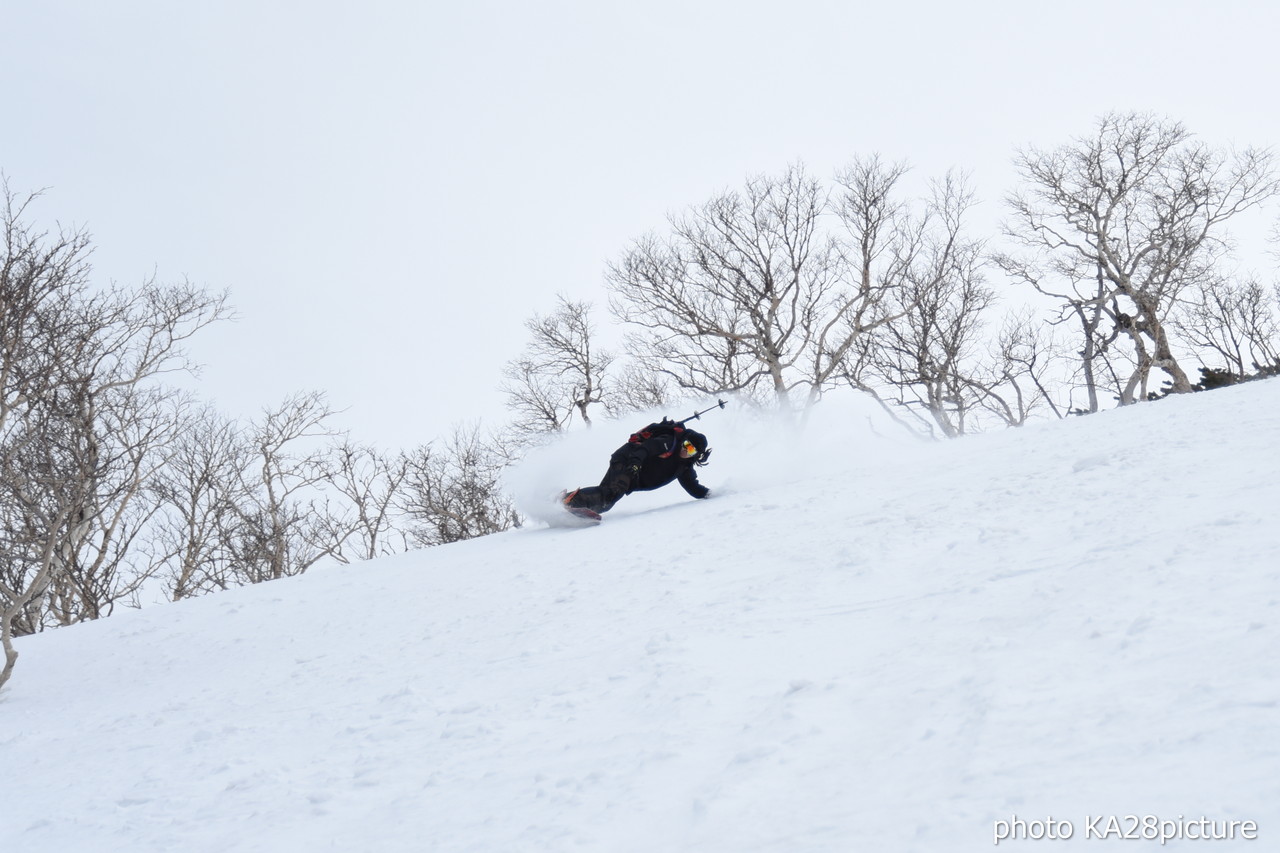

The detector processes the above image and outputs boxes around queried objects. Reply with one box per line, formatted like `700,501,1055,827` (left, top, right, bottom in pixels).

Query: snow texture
3,381,1279,852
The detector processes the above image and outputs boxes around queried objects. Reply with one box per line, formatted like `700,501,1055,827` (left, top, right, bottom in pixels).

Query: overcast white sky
4,0,1278,448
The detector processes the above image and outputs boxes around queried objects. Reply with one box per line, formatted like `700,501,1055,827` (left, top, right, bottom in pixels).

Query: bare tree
995,257,1126,414
38,282,227,622
607,163,840,410
1001,112,1280,405
816,156,926,405
861,218,994,437
39,385,188,625
1,393,95,681
226,392,345,585
829,170,1033,436
603,362,675,419
0,183,92,436
152,408,409,597
401,423,520,547
502,296,614,436
1,184,230,688
987,309,1067,422
321,441,412,564
1171,276,1280,382
1,184,94,672
608,160,994,420
148,406,252,600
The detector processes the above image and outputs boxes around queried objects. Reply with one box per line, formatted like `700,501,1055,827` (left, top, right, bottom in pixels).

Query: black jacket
609,427,709,499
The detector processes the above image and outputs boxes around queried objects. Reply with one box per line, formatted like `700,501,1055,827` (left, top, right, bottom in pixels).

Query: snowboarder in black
561,419,712,517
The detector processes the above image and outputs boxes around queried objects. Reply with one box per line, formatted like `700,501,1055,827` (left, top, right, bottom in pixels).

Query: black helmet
680,430,710,464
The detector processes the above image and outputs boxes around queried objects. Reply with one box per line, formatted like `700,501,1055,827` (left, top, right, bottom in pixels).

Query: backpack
628,418,711,462
627,418,683,447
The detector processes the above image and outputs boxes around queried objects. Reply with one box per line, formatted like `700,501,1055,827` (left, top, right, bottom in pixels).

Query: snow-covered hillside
3,381,1278,852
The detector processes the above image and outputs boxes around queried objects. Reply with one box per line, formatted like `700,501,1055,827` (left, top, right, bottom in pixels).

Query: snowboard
548,491,602,527
550,505,602,527
522,492,601,529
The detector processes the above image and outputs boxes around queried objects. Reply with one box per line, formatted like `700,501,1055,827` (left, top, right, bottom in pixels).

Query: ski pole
676,399,728,426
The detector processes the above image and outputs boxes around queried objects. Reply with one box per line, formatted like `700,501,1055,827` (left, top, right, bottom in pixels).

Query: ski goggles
679,440,698,458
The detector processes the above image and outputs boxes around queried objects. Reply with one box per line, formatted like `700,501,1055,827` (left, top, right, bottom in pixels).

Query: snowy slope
3,381,1279,853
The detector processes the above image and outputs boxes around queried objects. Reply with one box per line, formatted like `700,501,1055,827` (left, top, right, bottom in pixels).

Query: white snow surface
3,382,1279,852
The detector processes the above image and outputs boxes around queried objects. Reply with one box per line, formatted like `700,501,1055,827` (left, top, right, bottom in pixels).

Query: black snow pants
565,443,647,514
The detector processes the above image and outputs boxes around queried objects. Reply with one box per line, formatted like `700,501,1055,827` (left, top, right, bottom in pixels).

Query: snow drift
3,381,1278,852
